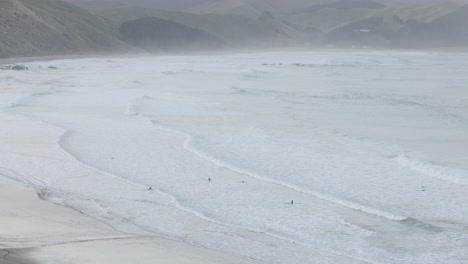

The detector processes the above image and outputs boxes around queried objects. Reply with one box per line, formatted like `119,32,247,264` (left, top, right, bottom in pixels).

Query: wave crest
395,155,468,186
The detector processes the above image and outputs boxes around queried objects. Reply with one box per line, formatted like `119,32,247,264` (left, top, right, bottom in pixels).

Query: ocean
1,51,468,263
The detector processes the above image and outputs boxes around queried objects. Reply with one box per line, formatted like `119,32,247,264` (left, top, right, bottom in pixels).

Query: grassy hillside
65,0,129,10
65,0,468,11
287,1,457,32
120,17,224,51
94,0,466,49
70,0,465,47
64,0,464,36
96,7,308,48
0,0,130,58
65,0,215,11
1,0,465,57
395,5,468,48
179,0,458,32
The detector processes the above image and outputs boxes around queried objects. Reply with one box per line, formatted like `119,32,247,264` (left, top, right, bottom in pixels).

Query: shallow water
1,51,468,263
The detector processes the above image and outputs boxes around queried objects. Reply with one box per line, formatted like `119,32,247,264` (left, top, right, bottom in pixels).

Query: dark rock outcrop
1,64,29,70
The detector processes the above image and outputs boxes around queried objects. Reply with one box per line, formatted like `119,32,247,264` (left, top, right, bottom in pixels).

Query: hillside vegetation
0,0,130,58
119,17,224,51
1,0,467,58
95,7,305,48
93,0,467,49
68,0,461,32
395,5,468,48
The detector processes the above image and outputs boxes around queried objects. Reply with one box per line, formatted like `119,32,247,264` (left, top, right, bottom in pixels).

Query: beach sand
0,182,258,264
0,54,259,264
0,53,147,66
0,180,118,264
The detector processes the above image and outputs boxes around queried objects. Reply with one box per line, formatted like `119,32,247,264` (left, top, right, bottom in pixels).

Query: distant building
354,29,371,33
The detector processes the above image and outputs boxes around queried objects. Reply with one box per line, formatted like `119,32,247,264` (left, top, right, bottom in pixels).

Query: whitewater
1,51,467,263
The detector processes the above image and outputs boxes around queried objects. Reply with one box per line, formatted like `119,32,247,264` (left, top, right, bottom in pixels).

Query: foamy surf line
148,120,407,222
0,169,28,186
3,100,287,248
395,155,468,186
5,92,383,263
58,131,266,230
58,131,151,189
263,232,388,264
57,129,383,264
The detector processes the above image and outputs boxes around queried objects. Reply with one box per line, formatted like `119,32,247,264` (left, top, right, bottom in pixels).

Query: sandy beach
0,168,258,264
0,54,259,264
1,52,467,264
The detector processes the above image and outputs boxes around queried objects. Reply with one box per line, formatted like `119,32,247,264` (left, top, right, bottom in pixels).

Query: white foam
3,52,468,264
57,130,262,233
0,168,27,186
395,155,468,186
150,121,407,221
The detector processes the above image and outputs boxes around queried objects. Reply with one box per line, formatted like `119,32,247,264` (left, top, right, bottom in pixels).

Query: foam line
395,155,468,186
0,168,28,186
57,131,252,228
149,120,407,221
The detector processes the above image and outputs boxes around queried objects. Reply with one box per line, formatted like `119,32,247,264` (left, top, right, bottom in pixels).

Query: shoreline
0,54,261,264
2,49,467,264
0,53,150,65
0,180,259,264
0,249,35,264
1,46,467,66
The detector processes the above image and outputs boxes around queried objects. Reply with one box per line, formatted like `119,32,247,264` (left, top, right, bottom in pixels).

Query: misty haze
0,1,467,264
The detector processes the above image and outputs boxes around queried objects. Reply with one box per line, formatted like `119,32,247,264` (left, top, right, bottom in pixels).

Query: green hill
395,5,468,48
93,0,466,49
119,17,224,51
65,0,215,11
0,0,130,58
65,0,463,37
1,0,466,57
149,0,456,38
95,6,308,48
69,0,466,48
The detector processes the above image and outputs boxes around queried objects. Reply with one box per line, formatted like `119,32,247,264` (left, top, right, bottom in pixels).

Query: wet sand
0,181,258,264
